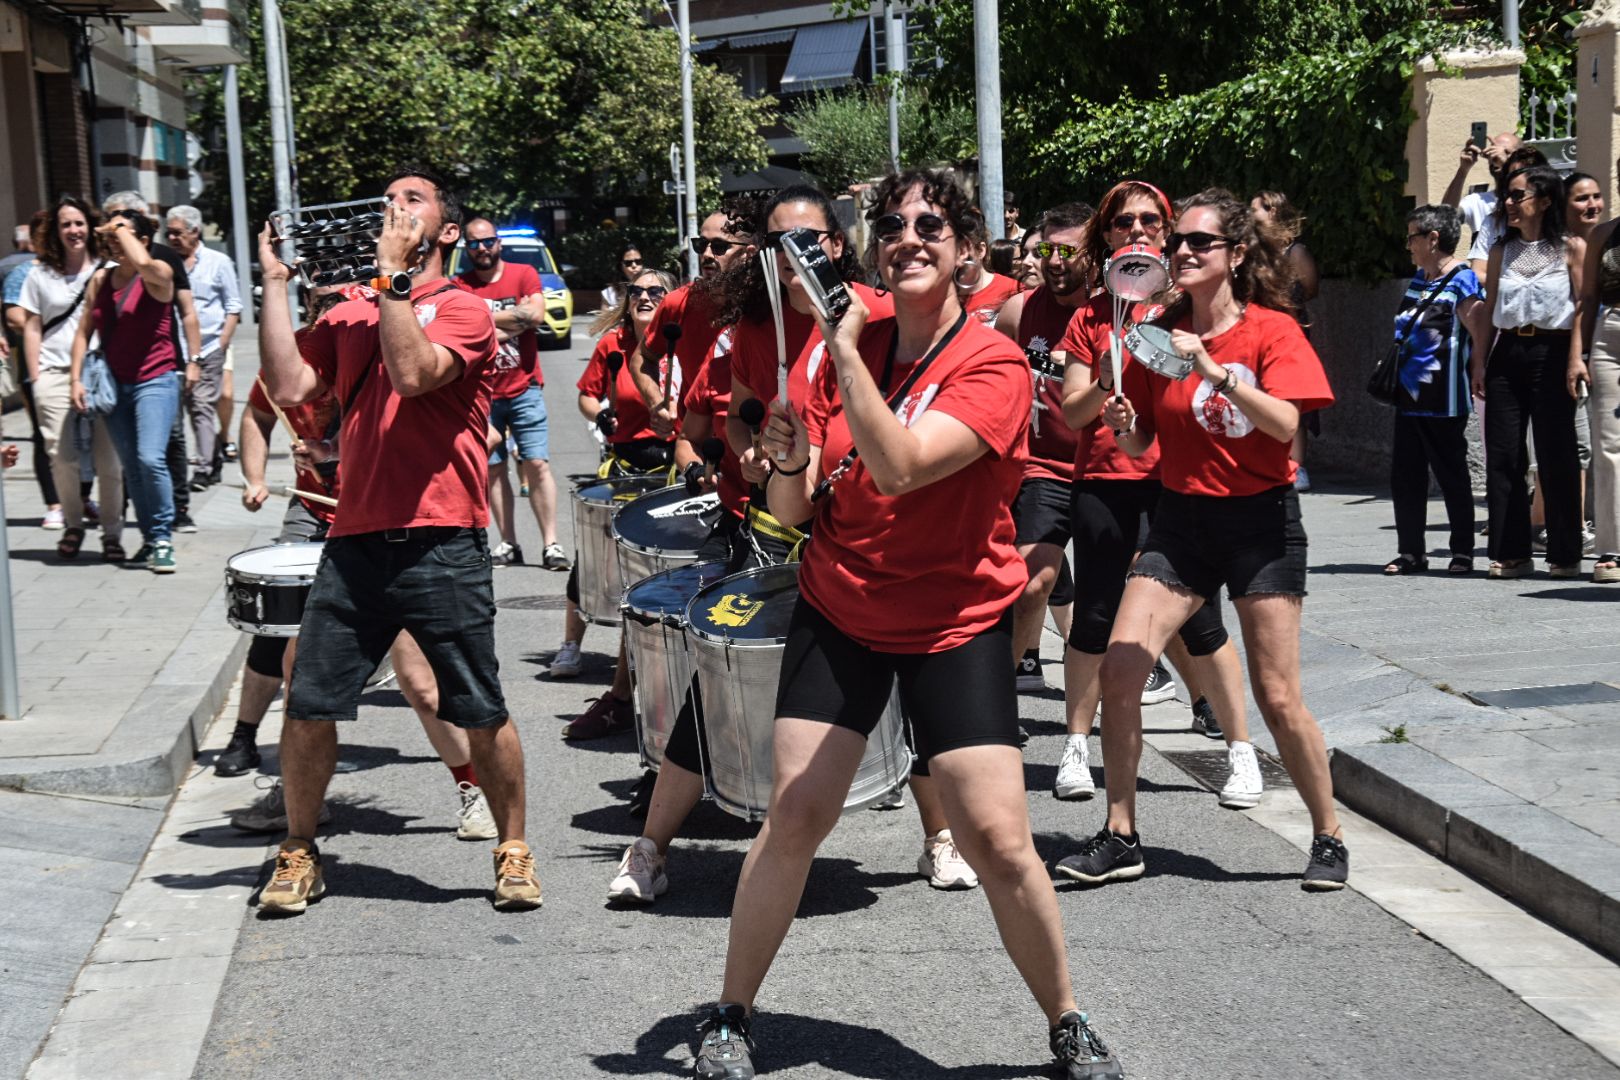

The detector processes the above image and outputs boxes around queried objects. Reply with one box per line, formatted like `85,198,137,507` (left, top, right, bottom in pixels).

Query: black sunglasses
1503,188,1537,205
621,256,644,266
466,237,499,250
690,237,740,256
873,212,951,245
1111,212,1164,232
1166,231,1232,253
764,228,832,249
627,284,668,303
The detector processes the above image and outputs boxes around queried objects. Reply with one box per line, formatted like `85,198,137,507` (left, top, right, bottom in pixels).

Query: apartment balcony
144,0,249,66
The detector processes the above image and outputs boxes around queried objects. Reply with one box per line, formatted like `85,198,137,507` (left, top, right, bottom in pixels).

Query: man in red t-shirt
630,209,755,435
455,218,567,570
255,164,540,916
994,203,1092,692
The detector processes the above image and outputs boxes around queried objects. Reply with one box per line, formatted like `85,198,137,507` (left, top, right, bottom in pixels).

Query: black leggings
1067,478,1228,656
246,634,289,678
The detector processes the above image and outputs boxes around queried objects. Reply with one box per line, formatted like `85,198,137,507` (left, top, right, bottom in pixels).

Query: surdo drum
571,475,668,625
611,486,722,588
620,562,734,771
685,563,913,822
224,543,325,636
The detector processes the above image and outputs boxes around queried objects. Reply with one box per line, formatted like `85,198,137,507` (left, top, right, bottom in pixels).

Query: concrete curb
1331,742,1620,963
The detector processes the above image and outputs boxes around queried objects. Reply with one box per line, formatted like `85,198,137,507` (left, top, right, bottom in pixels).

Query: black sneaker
1051,1010,1125,1079
627,769,656,820
188,470,216,492
1140,660,1176,705
1016,649,1046,692
694,1004,754,1079
1054,829,1145,885
1189,696,1223,739
174,511,198,533
1302,834,1349,892
125,542,154,565
215,732,261,777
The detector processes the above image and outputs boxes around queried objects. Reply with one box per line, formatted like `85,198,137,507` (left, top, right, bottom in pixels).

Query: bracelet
774,459,809,477
1215,370,1236,395
1097,378,1114,394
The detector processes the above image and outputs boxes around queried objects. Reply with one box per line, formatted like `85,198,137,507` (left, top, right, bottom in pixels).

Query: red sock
450,762,478,788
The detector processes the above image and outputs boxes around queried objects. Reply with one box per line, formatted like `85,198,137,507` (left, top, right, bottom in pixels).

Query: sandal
1487,558,1533,579
1383,554,1428,575
56,527,85,560
1548,562,1583,580
1447,555,1474,575
1594,557,1620,584
101,537,126,563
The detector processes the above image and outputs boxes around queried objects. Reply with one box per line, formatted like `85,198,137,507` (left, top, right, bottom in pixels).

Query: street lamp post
677,0,699,278
973,0,1005,240
223,64,254,328
263,0,298,323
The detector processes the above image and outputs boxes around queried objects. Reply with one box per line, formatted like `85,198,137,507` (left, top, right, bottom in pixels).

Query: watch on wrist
370,270,412,298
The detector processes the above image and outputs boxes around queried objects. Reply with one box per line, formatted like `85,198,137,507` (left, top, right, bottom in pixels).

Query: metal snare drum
1102,243,1169,302
224,543,325,636
621,562,732,771
1124,322,1196,381
612,486,722,590
571,474,668,625
684,563,913,822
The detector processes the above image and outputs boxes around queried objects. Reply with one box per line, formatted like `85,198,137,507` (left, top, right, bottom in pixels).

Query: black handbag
1369,265,1463,406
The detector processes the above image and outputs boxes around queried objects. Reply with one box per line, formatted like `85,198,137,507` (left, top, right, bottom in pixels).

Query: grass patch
1378,724,1410,744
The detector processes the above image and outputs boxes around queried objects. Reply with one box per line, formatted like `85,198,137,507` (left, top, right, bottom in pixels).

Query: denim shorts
287,527,507,728
488,383,548,465
1131,485,1309,601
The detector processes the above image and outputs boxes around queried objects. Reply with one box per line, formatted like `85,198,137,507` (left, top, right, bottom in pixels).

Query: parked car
448,227,574,348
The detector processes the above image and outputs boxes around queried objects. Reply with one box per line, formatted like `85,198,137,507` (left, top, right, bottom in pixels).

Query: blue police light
497,226,538,238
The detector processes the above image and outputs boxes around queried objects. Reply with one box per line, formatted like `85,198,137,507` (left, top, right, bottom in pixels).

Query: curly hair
1150,188,1300,325
1251,190,1305,246
1080,181,1173,290
861,167,977,273
703,187,861,328
590,268,679,340
40,196,99,275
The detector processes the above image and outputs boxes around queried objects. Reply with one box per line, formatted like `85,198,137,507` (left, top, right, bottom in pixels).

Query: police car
449,226,574,348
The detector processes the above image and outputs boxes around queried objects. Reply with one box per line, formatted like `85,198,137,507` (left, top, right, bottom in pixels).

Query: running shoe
549,641,583,678
1054,829,1145,885
492,839,543,910
694,1004,755,1080
229,777,331,833
490,541,523,567
1189,696,1223,739
542,542,572,571
1050,1010,1125,1079
1053,735,1095,800
125,542,153,565
456,782,499,840
1219,741,1264,809
41,507,64,530
258,839,325,916
563,692,634,739
173,510,198,533
1016,649,1047,692
870,786,907,810
918,829,979,890
148,540,176,574
608,837,669,903
1302,834,1350,892
1140,660,1176,705
214,731,260,777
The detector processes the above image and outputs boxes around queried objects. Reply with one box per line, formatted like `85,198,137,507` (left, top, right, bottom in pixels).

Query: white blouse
1492,237,1574,331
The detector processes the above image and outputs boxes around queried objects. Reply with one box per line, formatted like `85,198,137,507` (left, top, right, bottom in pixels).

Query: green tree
788,86,976,190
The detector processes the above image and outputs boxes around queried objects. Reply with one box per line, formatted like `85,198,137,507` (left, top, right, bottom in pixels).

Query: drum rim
683,562,801,646
225,543,323,585
573,475,668,506
622,559,731,624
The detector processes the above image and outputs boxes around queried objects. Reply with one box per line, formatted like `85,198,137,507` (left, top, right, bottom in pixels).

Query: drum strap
745,503,804,547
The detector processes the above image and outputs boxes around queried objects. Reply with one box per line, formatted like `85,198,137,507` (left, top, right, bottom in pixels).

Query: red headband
1105,179,1174,220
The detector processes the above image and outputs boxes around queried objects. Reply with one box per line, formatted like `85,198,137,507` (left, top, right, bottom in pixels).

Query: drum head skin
623,561,733,624
577,474,666,507
612,487,720,553
226,543,324,578
1103,244,1169,302
1125,322,1196,380
687,563,801,643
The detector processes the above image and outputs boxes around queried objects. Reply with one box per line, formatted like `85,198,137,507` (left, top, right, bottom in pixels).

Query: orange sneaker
492,839,543,910
260,839,325,916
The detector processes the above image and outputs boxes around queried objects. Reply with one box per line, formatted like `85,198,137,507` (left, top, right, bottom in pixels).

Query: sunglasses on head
627,284,668,303
764,228,832,249
1111,212,1164,232
690,237,740,257
1166,231,1232,254
466,237,499,250
1034,241,1081,260
873,212,951,245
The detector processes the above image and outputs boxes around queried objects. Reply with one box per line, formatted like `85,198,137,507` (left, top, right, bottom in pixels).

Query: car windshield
499,242,557,276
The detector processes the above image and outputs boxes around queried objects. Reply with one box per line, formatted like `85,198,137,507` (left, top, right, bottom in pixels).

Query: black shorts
774,600,1020,767
1013,476,1073,547
288,527,507,728
1132,485,1309,601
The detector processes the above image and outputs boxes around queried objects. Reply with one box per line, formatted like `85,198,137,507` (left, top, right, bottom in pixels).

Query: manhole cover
1465,682,1620,709
1162,749,1294,793
498,595,570,611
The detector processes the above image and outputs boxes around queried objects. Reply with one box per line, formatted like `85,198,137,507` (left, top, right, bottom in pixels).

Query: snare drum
612,486,722,589
571,474,668,625
621,562,733,771
224,543,325,636
685,564,913,821
1124,322,1196,381
1103,243,1169,302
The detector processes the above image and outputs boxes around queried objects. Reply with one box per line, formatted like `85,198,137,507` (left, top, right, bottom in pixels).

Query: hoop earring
954,258,983,291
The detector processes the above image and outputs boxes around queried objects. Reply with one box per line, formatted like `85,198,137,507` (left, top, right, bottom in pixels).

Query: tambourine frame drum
1124,322,1197,381
1102,244,1170,303
224,543,325,637
570,474,668,625
779,228,851,324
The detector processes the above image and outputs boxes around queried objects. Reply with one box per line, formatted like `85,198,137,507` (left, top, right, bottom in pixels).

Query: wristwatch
370,269,411,298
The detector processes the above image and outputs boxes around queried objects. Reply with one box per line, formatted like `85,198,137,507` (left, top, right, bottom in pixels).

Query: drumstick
759,250,789,461
1110,331,1124,403
286,487,338,508
256,376,299,442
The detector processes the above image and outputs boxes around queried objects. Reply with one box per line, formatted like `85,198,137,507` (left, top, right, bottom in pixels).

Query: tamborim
1102,244,1169,303
778,228,850,324
1124,322,1196,381
224,543,325,636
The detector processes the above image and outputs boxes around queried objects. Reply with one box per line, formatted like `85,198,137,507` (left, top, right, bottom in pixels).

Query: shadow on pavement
1023,761,1202,797
1033,833,1299,887
245,856,489,915
1519,586,1620,602
570,799,758,843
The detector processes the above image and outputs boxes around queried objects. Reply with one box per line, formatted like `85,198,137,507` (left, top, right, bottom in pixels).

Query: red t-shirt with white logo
453,262,543,397
730,282,893,413
965,273,1022,326
578,325,659,445
1015,286,1083,483
1127,304,1334,497
297,280,497,537
249,374,341,524
682,329,748,518
1057,294,1160,481
644,282,720,409
799,315,1031,653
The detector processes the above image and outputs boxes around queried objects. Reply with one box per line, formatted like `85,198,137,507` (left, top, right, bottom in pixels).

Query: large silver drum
684,563,913,821
620,561,732,772
570,474,666,625
612,486,721,589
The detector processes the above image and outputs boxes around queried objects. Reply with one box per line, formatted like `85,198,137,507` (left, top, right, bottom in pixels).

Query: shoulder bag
1368,265,1463,406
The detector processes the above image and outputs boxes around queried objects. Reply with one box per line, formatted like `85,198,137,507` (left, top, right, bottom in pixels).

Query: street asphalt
184,334,1619,1079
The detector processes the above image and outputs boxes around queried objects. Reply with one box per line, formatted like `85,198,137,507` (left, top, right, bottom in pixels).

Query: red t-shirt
683,329,748,518
730,282,893,413
1015,287,1083,484
1057,294,1160,481
453,262,542,398
799,316,1031,653
296,280,498,537
578,325,660,444
1128,304,1334,497
643,282,721,409
964,273,1022,326
249,375,341,524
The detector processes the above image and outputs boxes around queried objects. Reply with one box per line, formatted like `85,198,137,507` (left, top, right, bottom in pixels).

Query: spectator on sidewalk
69,210,184,573
20,198,124,560
596,239,644,312
165,205,242,490
1441,131,1521,271
1385,204,1488,576
1569,171,1620,584
1250,191,1320,491
4,211,66,524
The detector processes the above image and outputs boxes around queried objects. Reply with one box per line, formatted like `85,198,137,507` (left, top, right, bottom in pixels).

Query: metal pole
677,0,699,278
670,143,685,248
887,3,903,172
272,1,300,211
1503,0,1520,49
262,0,298,324
223,65,254,328
973,0,1004,240
0,477,20,720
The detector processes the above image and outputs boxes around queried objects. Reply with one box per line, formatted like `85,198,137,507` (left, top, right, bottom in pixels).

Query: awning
778,20,867,93
692,27,796,53
722,163,814,193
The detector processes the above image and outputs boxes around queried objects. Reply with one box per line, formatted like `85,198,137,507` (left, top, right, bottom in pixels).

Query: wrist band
1215,370,1236,395
774,459,809,477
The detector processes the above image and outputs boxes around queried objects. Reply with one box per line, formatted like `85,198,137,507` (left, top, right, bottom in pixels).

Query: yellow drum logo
709,593,763,627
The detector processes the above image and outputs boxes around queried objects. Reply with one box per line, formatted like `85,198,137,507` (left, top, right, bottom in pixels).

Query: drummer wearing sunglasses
692,168,1124,1080
1064,188,1346,895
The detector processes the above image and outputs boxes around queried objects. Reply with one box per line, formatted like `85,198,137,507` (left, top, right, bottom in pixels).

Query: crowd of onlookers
1,193,242,573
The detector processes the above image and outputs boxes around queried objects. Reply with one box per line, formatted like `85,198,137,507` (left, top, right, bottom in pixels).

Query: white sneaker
918,829,979,890
1053,735,1095,800
608,837,668,903
42,507,65,530
455,781,499,840
1219,741,1265,809
549,641,583,678
1141,660,1177,705
228,777,332,833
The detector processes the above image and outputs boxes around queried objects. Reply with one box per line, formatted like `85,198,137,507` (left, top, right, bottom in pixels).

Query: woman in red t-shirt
1057,189,1346,894
691,169,1124,1080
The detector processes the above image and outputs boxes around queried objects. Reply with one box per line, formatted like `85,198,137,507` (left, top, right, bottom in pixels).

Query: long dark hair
40,196,99,275
1151,188,1300,324
1497,165,1568,246
705,186,859,327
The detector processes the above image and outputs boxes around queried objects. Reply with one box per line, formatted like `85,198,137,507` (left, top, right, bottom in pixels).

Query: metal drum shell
570,475,666,625
223,543,324,637
612,488,720,590
620,561,732,772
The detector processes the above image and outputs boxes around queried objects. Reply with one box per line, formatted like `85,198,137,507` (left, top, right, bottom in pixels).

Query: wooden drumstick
285,487,338,508
256,376,300,442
